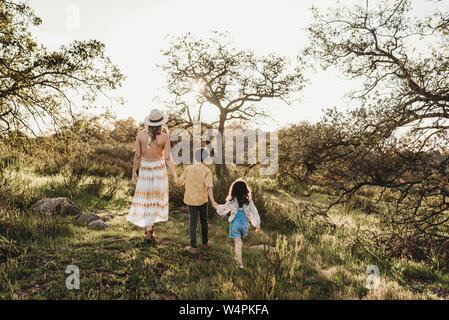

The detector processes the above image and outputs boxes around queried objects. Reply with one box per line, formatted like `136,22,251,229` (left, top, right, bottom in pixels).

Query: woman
126,109,177,242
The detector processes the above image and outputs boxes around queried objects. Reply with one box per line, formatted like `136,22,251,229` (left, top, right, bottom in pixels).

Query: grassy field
0,169,448,300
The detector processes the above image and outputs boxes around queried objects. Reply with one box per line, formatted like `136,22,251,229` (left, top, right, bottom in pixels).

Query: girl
215,179,261,268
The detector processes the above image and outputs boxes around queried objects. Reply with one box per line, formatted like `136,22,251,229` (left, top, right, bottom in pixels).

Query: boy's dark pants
188,203,208,248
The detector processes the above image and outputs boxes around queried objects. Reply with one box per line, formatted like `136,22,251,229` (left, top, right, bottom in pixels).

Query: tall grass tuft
0,207,74,245
231,235,302,299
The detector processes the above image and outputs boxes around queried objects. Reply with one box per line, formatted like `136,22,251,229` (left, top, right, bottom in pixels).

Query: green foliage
89,145,133,178
55,132,94,198
0,147,39,209
29,115,134,199
110,118,140,144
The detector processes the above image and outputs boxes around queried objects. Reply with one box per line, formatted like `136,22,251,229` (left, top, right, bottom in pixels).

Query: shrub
0,234,20,263
0,141,33,208
82,174,124,201
90,144,134,178
0,171,38,210
0,207,73,244
343,194,378,214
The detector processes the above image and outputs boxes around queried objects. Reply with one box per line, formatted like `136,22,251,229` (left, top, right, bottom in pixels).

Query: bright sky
29,0,444,130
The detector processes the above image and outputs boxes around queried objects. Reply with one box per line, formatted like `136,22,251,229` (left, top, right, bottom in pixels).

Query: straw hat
144,109,168,126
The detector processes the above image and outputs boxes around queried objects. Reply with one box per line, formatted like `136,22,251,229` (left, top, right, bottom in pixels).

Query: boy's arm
176,169,186,187
207,187,217,209
204,169,217,208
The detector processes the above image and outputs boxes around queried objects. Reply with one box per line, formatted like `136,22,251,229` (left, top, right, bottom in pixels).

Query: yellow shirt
177,163,213,206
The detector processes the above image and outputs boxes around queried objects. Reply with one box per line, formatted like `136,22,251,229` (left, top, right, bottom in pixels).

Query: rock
88,220,109,230
31,198,81,216
101,214,114,221
75,212,100,226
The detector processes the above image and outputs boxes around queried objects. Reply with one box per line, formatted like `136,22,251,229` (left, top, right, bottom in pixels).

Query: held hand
172,175,178,185
131,172,138,185
255,225,261,233
211,201,218,210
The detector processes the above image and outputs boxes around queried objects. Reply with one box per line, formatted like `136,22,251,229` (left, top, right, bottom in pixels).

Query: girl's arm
248,200,261,231
216,201,232,216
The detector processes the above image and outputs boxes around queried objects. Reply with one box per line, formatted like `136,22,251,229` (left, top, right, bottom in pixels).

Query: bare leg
234,238,243,267
146,225,154,241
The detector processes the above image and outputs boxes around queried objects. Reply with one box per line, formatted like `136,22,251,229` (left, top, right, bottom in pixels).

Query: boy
176,148,217,254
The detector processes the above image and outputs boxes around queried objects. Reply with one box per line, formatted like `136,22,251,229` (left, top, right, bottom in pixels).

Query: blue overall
230,206,249,239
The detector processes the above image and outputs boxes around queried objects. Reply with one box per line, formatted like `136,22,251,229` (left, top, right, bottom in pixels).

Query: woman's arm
176,169,186,187
163,133,177,184
131,134,142,184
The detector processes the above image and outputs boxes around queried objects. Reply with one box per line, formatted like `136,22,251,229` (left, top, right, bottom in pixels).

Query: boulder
101,214,114,221
31,198,81,216
88,220,109,230
75,212,100,226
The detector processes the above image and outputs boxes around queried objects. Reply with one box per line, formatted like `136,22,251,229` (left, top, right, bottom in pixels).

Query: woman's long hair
226,179,252,207
147,125,162,142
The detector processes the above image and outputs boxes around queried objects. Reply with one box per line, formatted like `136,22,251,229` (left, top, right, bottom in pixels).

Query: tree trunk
215,116,229,178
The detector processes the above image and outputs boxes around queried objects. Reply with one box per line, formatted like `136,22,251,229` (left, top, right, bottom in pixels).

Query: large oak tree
159,32,305,175
301,0,449,256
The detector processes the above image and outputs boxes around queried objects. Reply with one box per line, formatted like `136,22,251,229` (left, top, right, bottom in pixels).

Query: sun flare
190,79,204,93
